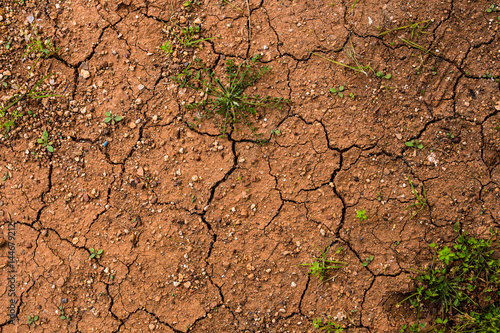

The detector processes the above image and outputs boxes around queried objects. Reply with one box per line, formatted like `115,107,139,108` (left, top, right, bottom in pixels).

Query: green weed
329,85,346,97
89,248,103,260
171,55,290,137
356,209,367,221
379,20,432,39
27,315,39,326
160,41,174,54
37,130,54,152
24,24,59,77
169,23,218,48
399,231,500,332
103,111,123,125
298,244,347,281
59,306,71,321
313,316,344,332
404,176,428,219
362,255,374,267
405,139,423,149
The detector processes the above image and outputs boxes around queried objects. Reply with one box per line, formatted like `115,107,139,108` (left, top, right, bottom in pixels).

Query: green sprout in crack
89,248,103,260
356,209,367,221
404,176,428,219
297,244,347,281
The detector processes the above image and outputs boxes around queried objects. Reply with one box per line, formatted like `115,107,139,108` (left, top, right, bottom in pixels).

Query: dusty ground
0,0,499,332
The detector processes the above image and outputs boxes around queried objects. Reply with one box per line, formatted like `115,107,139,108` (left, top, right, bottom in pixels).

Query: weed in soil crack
399,230,500,332
172,55,290,137
404,176,428,219
313,316,344,332
298,244,346,281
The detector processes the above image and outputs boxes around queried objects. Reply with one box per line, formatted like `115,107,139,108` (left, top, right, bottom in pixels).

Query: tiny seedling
379,20,432,39
486,4,498,12
59,306,71,321
171,55,290,136
298,244,347,281
405,139,423,149
377,192,382,201
270,128,281,136
362,255,374,267
104,112,122,125
313,316,344,332
376,71,392,79
160,41,173,54
356,210,367,221
404,176,428,219
27,315,39,326
349,92,355,100
89,248,103,259
37,130,54,152
329,85,345,97
24,24,59,77
2,171,10,181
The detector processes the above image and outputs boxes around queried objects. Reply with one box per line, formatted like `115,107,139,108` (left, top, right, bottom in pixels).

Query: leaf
104,117,111,123
417,144,423,149
27,316,32,320
106,112,111,116
90,248,95,253
384,74,392,79
34,315,39,321
42,130,48,140
97,249,103,254
376,71,384,77
114,116,122,122
329,87,337,94
405,141,413,147
338,92,343,98
60,316,66,320
37,138,43,143
47,146,54,152
339,86,344,91
90,253,95,259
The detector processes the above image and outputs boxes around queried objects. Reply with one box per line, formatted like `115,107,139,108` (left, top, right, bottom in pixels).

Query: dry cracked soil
0,0,500,332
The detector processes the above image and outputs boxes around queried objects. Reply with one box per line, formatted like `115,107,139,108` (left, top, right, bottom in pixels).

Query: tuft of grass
298,244,347,281
404,176,428,219
0,74,63,134
379,20,432,39
24,24,59,77
168,22,218,48
171,55,290,137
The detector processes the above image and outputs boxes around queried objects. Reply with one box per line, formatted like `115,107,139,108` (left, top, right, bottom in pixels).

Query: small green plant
362,255,374,267
89,248,103,259
183,0,200,8
298,244,347,281
486,4,498,12
160,41,173,54
349,92,355,100
405,139,423,149
379,20,432,39
59,306,71,321
329,85,345,97
171,55,290,136
401,38,434,57
27,315,39,326
24,24,59,77
313,316,344,332
356,209,367,221
37,130,54,152
376,71,392,79
2,171,10,181
1,74,62,134
170,23,218,48
399,231,500,332
104,112,122,125
377,192,382,201
404,176,428,218
270,128,281,136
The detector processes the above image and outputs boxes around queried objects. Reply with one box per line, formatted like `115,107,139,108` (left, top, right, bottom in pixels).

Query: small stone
83,193,89,202
80,69,90,79
452,137,461,144
291,282,297,288
72,237,79,245
137,84,145,90
193,18,202,25
240,209,248,217
149,324,155,331
179,16,187,24
129,122,137,129
41,229,48,236
137,167,144,177
183,281,192,288
173,281,180,287
247,273,254,280
56,277,65,287
26,242,32,249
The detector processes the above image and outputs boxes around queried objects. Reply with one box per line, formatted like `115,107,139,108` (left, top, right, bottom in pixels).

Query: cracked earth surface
0,0,500,332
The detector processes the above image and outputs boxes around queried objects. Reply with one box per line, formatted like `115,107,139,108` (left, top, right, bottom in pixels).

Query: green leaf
90,248,95,253
338,92,343,98
97,249,103,254
417,144,423,149
42,130,48,140
339,86,344,91
60,315,66,320
115,116,122,122
106,112,111,116
34,315,39,321
37,138,43,143
27,315,32,320
376,71,384,77
384,74,391,79
104,117,111,123
90,253,96,259
47,146,54,152
329,87,337,94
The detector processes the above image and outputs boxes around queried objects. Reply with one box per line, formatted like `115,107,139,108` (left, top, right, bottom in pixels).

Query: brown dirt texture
0,0,500,332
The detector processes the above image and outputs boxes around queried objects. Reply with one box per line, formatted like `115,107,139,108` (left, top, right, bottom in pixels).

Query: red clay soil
0,0,499,332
